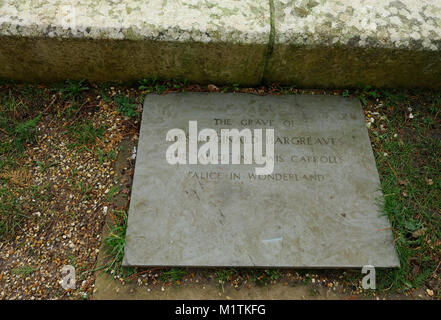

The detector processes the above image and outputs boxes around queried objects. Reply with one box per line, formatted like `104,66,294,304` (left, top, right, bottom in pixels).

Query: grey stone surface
123,93,399,268
1,1,441,87
264,0,441,87
0,0,270,84
272,0,441,50
1,0,439,49
0,0,270,43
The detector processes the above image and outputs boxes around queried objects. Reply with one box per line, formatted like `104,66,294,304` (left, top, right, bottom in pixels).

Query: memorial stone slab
123,93,399,268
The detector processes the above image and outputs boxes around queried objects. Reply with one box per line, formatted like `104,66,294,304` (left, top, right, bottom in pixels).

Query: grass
59,79,89,101
355,87,441,293
245,269,283,287
68,121,105,147
139,77,172,94
0,87,43,239
12,266,35,277
105,185,120,202
77,182,93,200
97,148,117,164
0,92,41,154
216,269,237,292
160,268,187,285
114,94,139,118
214,268,283,291
103,210,129,275
0,187,25,239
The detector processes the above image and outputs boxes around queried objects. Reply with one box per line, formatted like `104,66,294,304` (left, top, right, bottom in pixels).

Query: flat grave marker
123,93,399,268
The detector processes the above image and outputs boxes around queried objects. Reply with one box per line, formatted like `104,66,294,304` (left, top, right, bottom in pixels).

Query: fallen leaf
412,228,427,238
207,84,219,92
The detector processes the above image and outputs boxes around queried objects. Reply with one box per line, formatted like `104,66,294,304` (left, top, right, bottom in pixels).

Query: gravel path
0,85,136,299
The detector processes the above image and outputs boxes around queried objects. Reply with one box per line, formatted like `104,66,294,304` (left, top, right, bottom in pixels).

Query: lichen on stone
274,0,441,51
0,0,271,44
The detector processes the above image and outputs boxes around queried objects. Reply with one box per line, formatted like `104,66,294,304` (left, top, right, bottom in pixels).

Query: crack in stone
260,0,275,85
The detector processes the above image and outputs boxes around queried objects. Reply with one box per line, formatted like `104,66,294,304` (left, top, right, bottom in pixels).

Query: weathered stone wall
1,0,440,88
0,36,267,85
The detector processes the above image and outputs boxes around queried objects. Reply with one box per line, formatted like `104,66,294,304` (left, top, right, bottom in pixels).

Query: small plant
357,85,380,106
0,187,25,239
13,114,42,152
307,286,319,297
248,269,282,286
382,90,406,107
0,91,29,119
170,79,182,89
68,121,105,146
265,269,282,281
60,79,89,100
12,266,35,277
62,102,81,119
77,182,93,200
35,160,58,173
105,185,120,202
160,268,187,285
138,77,166,94
0,113,41,154
138,77,188,94
97,148,117,164
114,94,139,117
215,268,237,292
103,210,128,274
138,78,154,91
